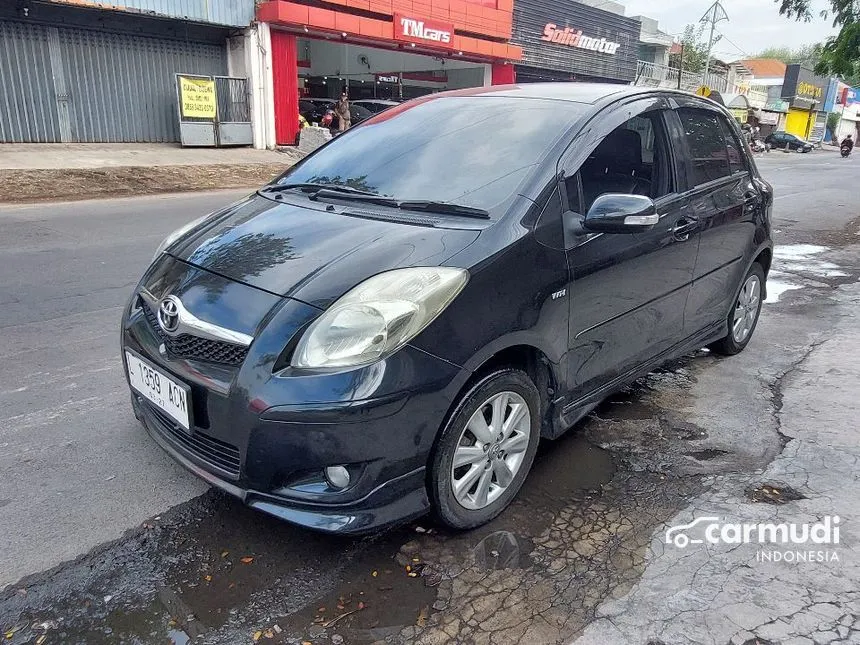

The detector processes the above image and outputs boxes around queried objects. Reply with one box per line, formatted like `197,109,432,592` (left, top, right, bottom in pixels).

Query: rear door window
678,108,731,186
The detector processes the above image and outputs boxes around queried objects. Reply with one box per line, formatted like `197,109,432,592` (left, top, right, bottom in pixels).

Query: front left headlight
152,214,211,262
292,267,469,369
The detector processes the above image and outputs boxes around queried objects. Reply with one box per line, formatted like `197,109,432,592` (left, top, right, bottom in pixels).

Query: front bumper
132,393,431,533
122,258,467,534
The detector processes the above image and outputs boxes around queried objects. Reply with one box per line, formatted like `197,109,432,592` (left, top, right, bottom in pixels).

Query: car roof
441,82,648,104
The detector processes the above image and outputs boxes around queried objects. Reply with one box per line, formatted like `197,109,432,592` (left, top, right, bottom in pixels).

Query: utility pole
700,0,729,88
678,41,685,90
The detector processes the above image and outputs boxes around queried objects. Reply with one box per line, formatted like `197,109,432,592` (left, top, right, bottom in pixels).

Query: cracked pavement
575,279,860,645
1,153,859,645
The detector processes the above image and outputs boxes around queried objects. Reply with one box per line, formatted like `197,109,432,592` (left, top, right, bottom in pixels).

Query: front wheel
709,263,765,356
429,369,541,530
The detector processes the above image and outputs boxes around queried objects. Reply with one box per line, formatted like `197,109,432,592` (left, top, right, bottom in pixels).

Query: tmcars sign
394,13,454,49
540,23,621,55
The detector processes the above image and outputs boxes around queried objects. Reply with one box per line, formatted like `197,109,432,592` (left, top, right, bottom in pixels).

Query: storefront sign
375,74,401,84
764,98,790,113
782,64,828,110
511,0,639,83
757,111,779,125
796,81,823,101
394,13,454,49
841,87,858,106
540,23,621,54
178,76,217,119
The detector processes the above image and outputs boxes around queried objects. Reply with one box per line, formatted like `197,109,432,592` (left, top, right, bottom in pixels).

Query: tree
757,43,823,67
777,0,859,79
670,23,720,74
827,111,841,139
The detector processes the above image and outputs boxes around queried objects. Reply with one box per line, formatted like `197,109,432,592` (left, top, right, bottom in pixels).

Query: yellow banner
179,77,216,119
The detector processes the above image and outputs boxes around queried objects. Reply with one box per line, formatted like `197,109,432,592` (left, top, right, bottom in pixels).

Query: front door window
576,113,673,211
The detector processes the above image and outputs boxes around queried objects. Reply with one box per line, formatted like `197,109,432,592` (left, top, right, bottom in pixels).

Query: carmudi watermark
665,516,841,563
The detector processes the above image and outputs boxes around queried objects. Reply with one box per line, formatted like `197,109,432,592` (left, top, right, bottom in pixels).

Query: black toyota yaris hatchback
122,84,773,533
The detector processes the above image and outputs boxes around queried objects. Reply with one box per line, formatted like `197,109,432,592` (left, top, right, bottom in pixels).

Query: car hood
168,193,481,309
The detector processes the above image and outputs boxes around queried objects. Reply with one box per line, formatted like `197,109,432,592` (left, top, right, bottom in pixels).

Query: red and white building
244,0,522,146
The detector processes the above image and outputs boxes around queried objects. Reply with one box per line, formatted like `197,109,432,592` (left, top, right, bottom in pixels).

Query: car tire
709,262,766,356
429,368,541,530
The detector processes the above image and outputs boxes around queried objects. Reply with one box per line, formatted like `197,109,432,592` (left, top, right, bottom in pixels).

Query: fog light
325,465,351,490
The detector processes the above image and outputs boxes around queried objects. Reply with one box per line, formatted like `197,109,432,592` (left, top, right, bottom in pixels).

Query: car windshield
275,96,585,212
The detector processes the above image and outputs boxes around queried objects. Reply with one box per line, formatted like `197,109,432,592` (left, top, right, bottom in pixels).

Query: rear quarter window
718,118,747,175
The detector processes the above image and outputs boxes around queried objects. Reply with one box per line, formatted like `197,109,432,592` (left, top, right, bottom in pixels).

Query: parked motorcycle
841,144,852,158
750,138,767,153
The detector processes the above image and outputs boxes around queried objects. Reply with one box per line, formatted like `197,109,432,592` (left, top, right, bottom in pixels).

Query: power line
713,28,751,59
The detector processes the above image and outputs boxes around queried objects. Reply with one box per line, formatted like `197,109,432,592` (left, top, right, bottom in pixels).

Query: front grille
142,398,241,479
141,300,248,366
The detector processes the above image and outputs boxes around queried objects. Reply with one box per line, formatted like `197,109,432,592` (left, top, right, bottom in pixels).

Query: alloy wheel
450,391,531,511
732,274,761,344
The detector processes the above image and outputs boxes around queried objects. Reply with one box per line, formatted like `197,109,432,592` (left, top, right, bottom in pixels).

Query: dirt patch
745,483,807,505
0,161,298,204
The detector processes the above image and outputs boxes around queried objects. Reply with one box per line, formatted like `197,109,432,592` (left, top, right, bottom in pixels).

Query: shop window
678,108,731,186
576,112,671,211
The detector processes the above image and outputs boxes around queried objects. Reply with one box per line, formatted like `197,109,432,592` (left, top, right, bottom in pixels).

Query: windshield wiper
261,182,378,196
397,200,490,220
309,188,399,208
261,184,490,219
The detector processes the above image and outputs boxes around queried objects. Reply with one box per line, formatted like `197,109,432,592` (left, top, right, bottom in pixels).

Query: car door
673,101,760,336
770,132,787,150
558,98,699,402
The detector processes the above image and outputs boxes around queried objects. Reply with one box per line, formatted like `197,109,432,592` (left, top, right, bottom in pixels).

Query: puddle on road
1,363,710,645
765,244,857,303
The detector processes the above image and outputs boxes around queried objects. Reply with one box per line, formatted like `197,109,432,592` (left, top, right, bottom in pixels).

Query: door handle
743,192,761,208
672,216,699,241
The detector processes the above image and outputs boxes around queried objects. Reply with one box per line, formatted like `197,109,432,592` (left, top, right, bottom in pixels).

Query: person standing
335,92,351,132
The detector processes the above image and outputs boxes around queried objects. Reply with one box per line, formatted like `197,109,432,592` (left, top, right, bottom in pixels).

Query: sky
620,0,838,61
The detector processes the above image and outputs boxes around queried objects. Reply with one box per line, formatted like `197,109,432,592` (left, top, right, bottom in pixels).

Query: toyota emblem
157,296,181,334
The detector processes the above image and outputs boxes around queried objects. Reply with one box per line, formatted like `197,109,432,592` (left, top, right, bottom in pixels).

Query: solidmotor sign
540,23,621,55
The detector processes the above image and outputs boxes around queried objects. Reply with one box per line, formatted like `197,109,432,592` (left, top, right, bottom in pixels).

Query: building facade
834,86,860,141
257,0,521,146
0,0,256,144
727,59,788,135
510,0,640,84
781,64,829,142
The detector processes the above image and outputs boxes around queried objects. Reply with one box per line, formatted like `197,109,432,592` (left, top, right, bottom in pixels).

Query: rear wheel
430,369,540,530
709,263,765,356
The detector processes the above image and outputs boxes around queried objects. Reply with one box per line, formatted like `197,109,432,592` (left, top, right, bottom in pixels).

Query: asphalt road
761,149,860,243
0,189,251,589
1,151,859,640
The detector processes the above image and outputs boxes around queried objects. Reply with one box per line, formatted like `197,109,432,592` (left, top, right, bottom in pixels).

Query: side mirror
583,194,659,234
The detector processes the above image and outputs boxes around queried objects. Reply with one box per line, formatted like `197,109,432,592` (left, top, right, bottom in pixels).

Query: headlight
152,214,211,262
292,267,469,369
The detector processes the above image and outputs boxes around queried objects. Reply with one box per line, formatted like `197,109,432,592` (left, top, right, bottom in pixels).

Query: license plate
126,350,191,430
